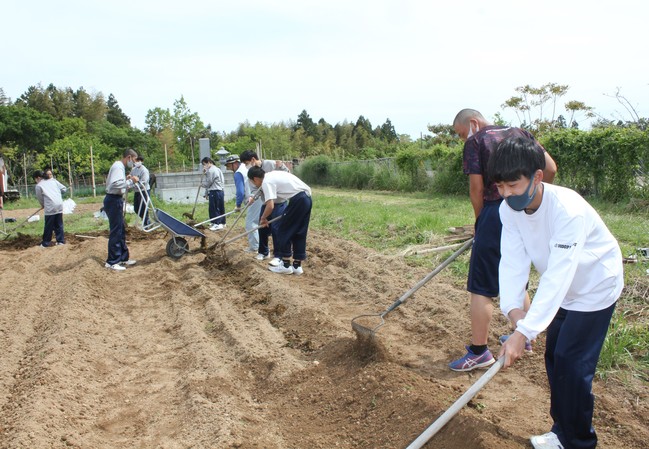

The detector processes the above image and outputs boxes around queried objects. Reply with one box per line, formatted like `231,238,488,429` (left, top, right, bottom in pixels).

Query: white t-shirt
499,183,623,340
261,171,311,204
0,157,7,192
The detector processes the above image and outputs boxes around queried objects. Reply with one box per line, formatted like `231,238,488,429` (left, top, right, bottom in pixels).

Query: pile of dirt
0,221,647,448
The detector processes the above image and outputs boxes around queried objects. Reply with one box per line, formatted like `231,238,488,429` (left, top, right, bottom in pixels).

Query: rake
351,238,473,338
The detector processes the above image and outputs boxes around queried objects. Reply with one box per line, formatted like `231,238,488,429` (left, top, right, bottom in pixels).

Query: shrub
295,155,332,186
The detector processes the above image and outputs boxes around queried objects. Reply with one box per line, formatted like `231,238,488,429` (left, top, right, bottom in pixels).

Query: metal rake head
351,313,386,339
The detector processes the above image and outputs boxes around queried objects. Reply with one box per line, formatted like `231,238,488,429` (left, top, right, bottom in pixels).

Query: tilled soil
0,211,647,448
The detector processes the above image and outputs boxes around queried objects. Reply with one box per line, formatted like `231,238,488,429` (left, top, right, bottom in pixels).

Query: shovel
3,207,44,240
352,237,473,338
182,173,205,220
193,210,237,228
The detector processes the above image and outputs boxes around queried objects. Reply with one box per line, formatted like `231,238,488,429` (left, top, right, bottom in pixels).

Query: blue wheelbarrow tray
155,209,206,259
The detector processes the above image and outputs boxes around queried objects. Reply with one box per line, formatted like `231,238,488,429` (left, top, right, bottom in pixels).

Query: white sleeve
499,210,531,319
515,209,587,340
261,181,277,202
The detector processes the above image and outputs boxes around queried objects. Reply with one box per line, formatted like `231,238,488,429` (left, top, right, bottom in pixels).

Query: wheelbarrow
352,238,474,338
155,209,206,259
134,183,204,259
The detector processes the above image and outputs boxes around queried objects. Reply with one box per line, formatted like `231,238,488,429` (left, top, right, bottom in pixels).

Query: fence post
67,152,74,199
23,153,28,199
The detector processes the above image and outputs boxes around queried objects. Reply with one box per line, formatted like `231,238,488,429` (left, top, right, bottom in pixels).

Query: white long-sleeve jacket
499,183,623,341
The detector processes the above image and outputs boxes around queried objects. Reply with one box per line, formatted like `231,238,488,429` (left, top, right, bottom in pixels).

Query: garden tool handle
383,238,474,317
406,356,505,449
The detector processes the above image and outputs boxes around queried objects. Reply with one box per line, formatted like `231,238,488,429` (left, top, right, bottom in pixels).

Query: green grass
311,187,473,250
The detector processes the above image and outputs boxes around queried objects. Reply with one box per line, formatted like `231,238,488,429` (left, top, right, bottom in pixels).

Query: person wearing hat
225,155,258,253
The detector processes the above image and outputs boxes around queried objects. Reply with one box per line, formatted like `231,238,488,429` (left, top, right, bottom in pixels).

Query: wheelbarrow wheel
166,237,189,259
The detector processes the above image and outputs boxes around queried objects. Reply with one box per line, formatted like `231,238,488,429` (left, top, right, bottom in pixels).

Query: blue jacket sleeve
234,172,245,207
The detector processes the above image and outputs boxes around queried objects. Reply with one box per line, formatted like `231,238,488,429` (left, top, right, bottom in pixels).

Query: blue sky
2,0,647,138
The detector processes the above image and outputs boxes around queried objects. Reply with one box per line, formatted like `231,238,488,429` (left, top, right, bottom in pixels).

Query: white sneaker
269,264,293,275
293,266,304,275
256,253,270,260
210,224,225,231
105,263,126,271
120,260,137,266
268,257,282,267
530,432,564,449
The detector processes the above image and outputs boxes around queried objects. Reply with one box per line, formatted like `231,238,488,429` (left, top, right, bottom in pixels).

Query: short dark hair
136,155,144,162
239,150,258,163
247,165,266,180
488,136,546,183
201,157,215,165
453,109,484,127
123,148,138,158
32,170,44,180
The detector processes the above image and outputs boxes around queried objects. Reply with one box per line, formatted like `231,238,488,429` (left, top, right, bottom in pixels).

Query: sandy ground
0,205,647,448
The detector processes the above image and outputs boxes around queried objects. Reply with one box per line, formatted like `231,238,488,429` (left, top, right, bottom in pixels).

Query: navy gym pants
42,213,65,245
274,192,312,261
104,193,129,265
546,303,616,449
208,190,226,225
258,201,287,257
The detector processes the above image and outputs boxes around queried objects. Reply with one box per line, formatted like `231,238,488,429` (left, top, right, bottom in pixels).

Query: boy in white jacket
490,136,623,449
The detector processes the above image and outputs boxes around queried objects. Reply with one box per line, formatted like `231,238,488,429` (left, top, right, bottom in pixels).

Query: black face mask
504,177,537,211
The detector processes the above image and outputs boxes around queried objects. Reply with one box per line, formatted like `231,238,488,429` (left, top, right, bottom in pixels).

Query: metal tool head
351,313,386,339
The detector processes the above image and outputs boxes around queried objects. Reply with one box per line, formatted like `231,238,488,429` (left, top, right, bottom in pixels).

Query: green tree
172,96,205,164
0,105,60,151
295,110,318,140
0,88,10,106
106,93,131,127
378,118,398,143
145,107,172,136
502,83,592,133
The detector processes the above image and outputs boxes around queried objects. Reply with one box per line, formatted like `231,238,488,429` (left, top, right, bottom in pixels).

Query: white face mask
134,162,142,168
127,160,134,168
467,123,478,139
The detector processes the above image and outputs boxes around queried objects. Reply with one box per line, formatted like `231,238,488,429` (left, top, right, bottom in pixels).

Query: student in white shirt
490,136,623,449
247,166,312,275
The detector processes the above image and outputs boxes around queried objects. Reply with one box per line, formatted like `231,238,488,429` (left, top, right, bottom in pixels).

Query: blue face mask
505,178,538,211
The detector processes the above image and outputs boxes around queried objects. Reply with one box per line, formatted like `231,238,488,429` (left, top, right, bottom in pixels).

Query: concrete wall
155,171,236,204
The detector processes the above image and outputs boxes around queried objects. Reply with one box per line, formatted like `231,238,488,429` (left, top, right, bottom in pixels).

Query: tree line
1,82,646,202
0,84,406,188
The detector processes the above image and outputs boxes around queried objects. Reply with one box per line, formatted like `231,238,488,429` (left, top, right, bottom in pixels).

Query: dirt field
0,205,647,448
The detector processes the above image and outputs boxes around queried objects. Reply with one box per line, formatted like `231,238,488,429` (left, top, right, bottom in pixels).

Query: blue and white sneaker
448,345,495,372
499,334,533,352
